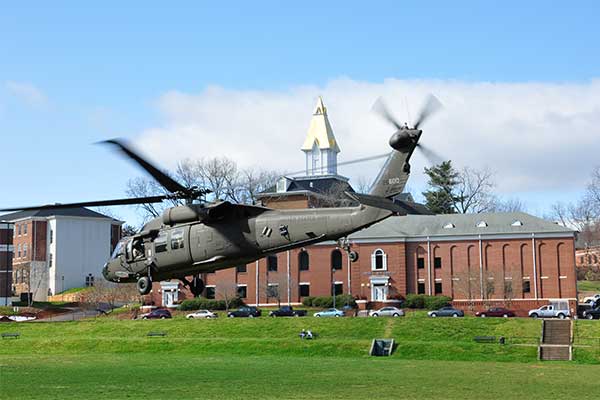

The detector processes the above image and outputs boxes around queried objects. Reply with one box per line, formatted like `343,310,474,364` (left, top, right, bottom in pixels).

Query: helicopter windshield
111,239,128,259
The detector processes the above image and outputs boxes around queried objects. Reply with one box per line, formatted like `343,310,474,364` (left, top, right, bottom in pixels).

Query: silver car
369,306,404,317
186,309,218,319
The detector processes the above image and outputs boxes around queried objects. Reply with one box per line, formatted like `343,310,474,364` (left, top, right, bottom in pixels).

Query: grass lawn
2,315,600,399
578,280,600,292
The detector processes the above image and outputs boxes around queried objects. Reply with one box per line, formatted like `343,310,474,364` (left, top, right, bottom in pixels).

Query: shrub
405,294,452,310
424,295,452,310
179,297,245,311
301,295,356,309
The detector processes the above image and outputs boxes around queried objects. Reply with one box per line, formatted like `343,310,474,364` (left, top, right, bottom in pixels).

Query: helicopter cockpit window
111,239,126,259
155,232,168,253
171,228,185,250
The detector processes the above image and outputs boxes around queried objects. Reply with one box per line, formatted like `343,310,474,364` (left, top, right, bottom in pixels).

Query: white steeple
301,97,340,176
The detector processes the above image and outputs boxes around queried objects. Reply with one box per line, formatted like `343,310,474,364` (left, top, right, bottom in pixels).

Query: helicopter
1,96,441,296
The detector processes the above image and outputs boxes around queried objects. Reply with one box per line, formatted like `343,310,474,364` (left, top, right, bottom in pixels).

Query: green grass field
578,280,600,292
2,314,600,399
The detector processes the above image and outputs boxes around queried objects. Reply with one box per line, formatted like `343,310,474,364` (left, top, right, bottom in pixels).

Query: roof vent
443,223,455,229
477,221,488,228
511,220,523,226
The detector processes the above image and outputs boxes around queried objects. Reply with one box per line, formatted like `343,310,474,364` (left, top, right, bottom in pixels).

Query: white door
373,284,387,301
163,290,177,307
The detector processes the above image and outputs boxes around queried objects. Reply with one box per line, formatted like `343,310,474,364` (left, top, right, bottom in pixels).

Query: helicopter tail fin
368,150,411,199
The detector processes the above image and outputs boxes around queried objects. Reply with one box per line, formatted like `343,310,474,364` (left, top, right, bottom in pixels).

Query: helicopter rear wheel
190,275,205,297
137,276,152,295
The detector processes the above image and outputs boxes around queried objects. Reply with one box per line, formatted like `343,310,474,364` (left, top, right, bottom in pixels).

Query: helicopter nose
389,129,421,151
102,262,118,282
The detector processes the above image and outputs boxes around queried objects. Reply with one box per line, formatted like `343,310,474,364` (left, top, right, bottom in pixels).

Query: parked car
186,309,218,319
475,307,515,318
583,294,600,304
582,306,600,320
140,309,172,320
369,306,404,317
528,303,570,319
427,306,464,318
268,306,307,317
314,308,344,318
227,306,261,318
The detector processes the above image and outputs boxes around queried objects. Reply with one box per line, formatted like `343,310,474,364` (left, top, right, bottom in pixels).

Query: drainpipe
286,250,291,306
532,233,538,299
255,260,259,306
479,235,484,299
347,250,351,295
427,236,432,295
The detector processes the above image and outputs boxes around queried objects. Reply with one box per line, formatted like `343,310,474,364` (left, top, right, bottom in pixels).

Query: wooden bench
473,336,496,343
1,332,20,339
147,331,167,337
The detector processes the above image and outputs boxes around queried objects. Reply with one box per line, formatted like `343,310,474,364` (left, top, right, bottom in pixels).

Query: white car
186,309,218,319
583,294,600,304
368,306,404,317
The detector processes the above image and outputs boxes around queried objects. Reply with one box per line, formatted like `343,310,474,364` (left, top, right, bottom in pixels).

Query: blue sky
1,2,599,225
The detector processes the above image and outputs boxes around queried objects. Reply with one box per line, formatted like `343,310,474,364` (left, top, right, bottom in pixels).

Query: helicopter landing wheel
137,276,152,295
190,275,205,297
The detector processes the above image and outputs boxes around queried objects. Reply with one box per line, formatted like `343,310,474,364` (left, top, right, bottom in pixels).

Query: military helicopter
1,96,441,296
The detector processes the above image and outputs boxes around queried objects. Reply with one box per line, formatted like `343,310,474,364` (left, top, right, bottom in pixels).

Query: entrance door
373,284,387,301
163,290,177,307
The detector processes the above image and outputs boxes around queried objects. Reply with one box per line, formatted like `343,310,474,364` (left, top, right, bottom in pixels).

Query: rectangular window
267,283,279,299
236,264,247,273
417,282,425,294
237,285,247,299
23,224,27,235
299,283,310,297
170,228,185,250
155,232,168,253
48,254,53,268
334,283,343,296
267,255,278,272
205,286,216,299
523,280,531,293
435,282,442,294
85,275,95,287
23,244,28,258
417,257,425,269
50,229,54,244
17,244,21,258
434,257,442,269
18,224,21,236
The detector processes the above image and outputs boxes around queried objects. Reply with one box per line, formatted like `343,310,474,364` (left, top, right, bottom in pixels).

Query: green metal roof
349,212,575,240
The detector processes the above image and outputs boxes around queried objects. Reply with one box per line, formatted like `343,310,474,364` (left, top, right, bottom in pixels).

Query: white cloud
5,81,47,107
133,78,600,200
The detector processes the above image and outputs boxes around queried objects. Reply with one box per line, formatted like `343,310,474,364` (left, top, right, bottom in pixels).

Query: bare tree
80,281,139,311
454,167,497,213
491,197,527,213
452,268,481,311
311,182,357,208
215,278,240,311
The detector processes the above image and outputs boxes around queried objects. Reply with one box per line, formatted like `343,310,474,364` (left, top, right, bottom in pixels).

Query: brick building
1,221,14,306
1,208,122,301
149,97,578,314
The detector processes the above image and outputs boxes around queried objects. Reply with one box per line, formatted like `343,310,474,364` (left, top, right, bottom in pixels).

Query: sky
1,1,599,226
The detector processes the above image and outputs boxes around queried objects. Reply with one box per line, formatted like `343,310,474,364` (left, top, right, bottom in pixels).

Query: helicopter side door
153,226,192,271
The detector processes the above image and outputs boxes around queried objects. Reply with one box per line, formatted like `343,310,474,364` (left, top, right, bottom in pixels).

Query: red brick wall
0,224,14,299
149,234,577,308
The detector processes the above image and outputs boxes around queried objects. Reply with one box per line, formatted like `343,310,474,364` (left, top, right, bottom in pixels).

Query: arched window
331,249,342,270
299,250,309,271
371,249,387,271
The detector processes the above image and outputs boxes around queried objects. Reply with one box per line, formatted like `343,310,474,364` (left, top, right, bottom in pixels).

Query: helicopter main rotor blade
0,195,169,212
101,139,190,195
285,152,391,177
416,143,445,166
372,97,403,130
414,94,442,129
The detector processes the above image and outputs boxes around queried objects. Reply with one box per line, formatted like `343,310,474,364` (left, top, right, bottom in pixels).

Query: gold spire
301,96,340,152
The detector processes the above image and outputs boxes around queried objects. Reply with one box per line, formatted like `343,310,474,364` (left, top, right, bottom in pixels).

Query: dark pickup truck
227,306,261,318
268,306,307,317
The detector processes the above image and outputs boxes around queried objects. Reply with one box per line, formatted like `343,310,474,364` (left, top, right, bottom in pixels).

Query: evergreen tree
422,161,459,214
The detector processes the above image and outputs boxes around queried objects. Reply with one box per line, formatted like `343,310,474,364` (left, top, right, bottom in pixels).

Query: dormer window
511,220,523,226
276,178,287,193
443,223,455,229
477,221,488,228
